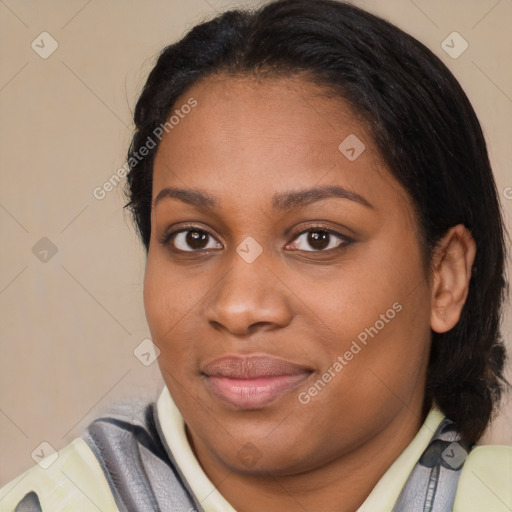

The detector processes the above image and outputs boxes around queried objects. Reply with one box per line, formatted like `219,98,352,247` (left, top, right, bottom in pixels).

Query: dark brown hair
125,0,509,442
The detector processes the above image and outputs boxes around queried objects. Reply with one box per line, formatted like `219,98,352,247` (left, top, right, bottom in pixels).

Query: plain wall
1,0,511,485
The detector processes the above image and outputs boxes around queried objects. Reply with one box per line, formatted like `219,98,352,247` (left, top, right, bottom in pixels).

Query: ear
430,225,476,334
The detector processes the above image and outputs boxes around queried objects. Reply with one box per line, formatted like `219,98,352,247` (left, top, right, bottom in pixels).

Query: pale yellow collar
157,386,237,512
356,406,445,511
157,386,444,512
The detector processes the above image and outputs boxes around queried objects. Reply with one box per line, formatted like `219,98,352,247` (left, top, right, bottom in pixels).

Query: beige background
0,0,511,486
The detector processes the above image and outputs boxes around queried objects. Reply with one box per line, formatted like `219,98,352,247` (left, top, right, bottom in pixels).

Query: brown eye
307,231,331,250
170,229,222,252
289,228,351,252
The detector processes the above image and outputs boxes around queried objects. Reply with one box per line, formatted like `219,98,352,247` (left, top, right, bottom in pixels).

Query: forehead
166,73,369,156
151,73,408,214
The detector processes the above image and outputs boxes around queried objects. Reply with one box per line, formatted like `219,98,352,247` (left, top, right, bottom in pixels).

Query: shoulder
0,399,198,512
454,444,512,512
82,400,198,510
0,437,119,512
0,399,165,512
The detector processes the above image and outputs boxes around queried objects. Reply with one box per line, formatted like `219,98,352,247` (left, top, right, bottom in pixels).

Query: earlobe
430,225,476,334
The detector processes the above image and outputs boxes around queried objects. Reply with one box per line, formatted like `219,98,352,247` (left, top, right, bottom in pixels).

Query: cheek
144,250,194,330
143,257,168,337
309,247,425,347
311,234,432,394
143,252,215,375
143,254,189,357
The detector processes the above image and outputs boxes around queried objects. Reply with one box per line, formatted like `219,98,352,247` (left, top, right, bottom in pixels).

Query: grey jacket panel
82,403,203,512
79,401,468,512
392,418,472,512
14,492,42,512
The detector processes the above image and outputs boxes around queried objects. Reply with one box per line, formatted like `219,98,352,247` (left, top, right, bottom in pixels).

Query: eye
160,225,352,254
287,228,352,252
163,228,222,252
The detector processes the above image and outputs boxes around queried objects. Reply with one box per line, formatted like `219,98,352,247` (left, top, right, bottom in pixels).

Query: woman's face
144,74,433,475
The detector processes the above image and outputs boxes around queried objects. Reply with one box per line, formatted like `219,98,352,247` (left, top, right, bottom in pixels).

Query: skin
144,74,476,512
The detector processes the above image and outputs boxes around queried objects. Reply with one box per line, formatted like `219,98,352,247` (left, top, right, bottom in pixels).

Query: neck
188,400,429,512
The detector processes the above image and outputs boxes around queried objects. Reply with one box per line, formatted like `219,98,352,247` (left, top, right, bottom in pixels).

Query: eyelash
159,223,354,254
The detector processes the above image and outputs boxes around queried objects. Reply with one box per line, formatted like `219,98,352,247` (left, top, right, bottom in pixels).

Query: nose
203,250,294,337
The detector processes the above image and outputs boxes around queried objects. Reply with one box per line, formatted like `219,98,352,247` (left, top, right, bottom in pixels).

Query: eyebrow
154,184,373,210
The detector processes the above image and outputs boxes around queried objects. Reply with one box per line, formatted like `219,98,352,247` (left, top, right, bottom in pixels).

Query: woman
1,0,510,510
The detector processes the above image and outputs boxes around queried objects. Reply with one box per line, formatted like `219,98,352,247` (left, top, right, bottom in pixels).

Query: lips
202,355,312,409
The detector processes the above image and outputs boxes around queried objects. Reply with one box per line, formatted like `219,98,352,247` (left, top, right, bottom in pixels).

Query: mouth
201,354,313,410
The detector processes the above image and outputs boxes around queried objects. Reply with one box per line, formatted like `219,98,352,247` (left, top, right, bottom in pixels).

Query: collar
157,386,445,512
